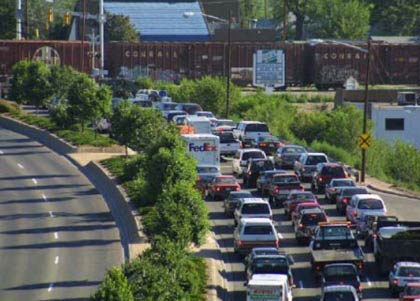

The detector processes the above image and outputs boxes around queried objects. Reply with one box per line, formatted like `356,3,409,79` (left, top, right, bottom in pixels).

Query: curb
367,184,420,200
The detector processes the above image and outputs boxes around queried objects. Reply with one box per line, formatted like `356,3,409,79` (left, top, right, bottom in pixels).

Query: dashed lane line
42,194,47,201
299,281,304,289
0,150,3,154
49,211,54,218
32,178,38,184
54,232,59,240
55,256,59,265
17,163,24,169
48,283,54,292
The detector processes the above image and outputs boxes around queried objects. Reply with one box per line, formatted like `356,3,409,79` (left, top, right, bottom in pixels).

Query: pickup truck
310,223,364,276
371,220,420,274
267,173,303,208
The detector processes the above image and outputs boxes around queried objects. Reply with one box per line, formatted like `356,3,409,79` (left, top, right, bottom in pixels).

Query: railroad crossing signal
48,8,54,23
357,133,372,149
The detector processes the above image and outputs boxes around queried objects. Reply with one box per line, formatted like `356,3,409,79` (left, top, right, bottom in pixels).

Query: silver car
389,262,420,296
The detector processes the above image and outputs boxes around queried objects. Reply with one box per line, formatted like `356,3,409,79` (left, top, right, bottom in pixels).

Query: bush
101,156,126,179
55,129,115,147
91,267,134,301
0,100,21,114
310,140,357,166
136,76,153,89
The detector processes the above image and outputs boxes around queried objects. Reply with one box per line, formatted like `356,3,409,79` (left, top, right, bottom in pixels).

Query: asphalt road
0,127,123,301
207,160,420,301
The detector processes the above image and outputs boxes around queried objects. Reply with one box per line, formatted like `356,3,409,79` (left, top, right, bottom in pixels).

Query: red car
291,202,322,226
400,283,420,301
283,191,318,219
207,175,241,201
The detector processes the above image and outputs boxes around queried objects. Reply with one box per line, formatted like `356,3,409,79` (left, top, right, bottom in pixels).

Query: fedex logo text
189,143,217,152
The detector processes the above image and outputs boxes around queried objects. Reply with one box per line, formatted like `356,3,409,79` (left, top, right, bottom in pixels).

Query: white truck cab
247,274,292,301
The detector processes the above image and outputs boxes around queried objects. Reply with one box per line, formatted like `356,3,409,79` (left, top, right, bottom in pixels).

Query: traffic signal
34,28,39,38
64,12,71,26
48,8,53,23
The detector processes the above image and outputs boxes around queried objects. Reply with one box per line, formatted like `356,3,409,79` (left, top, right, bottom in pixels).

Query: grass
0,100,116,147
101,156,126,179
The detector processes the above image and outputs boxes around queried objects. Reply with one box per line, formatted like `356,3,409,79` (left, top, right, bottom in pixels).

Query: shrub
310,140,357,166
101,156,126,179
0,100,21,114
55,129,115,147
91,267,134,301
136,76,153,89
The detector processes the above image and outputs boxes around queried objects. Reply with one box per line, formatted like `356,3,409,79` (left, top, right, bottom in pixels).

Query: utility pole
226,9,232,118
25,0,29,39
16,0,22,40
283,0,288,40
99,0,105,78
361,38,372,183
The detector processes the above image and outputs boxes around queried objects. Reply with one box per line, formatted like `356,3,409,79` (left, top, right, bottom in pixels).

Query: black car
242,159,275,189
251,136,283,156
256,169,287,196
246,254,294,285
322,263,362,297
274,145,307,169
223,191,254,217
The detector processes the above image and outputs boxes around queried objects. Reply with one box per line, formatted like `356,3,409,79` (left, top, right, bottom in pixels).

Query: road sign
253,49,285,88
357,133,372,149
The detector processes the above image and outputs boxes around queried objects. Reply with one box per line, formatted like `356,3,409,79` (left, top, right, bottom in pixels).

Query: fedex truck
181,134,220,166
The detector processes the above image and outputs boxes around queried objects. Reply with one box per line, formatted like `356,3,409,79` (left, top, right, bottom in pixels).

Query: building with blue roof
104,0,209,42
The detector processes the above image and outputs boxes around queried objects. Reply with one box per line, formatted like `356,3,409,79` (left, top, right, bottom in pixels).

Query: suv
214,131,240,156
322,264,362,297
246,254,294,285
312,163,347,193
274,145,307,169
294,208,327,244
234,198,273,226
243,159,275,188
233,121,270,142
232,149,267,176
267,174,303,208
233,218,279,255
257,169,286,196
389,262,420,296
321,285,359,301
294,152,329,182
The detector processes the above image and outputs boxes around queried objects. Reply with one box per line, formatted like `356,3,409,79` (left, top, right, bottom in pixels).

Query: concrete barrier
0,114,77,155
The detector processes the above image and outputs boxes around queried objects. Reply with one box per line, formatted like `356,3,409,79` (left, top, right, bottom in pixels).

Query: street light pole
226,9,232,118
361,37,372,183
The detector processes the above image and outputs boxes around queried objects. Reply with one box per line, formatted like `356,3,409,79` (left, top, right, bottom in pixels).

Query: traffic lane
0,128,122,301
376,191,420,220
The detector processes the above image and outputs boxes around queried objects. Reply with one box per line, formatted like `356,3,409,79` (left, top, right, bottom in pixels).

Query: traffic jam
177,113,420,301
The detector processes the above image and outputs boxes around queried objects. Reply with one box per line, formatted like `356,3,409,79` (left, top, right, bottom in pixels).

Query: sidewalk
364,175,420,200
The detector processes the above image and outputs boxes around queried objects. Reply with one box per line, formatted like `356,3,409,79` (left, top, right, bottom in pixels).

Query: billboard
253,49,285,88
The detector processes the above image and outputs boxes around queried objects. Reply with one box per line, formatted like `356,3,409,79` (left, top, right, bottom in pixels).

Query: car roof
230,191,252,195
240,218,274,224
252,254,288,261
197,164,220,169
406,282,420,287
324,263,357,269
274,173,297,177
262,170,287,175
241,198,269,204
216,175,235,179
396,262,420,268
239,121,266,124
306,152,328,156
300,208,324,215
240,148,265,153
353,194,382,200
251,247,279,253
323,285,357,293
296,202,320,208
290,190,312,195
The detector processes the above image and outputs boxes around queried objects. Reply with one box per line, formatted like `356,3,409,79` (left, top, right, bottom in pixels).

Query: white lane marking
0,150,3,154
48,283,54,292
54,232,59,240
42,194,47,201
278,233,284,239
49,211,54,218
55,256,59,264
299,280,303,289
366,277,372,287
17,163,24,169
32,178,38,184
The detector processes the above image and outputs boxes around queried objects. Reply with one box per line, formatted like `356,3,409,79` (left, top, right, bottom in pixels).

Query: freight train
0,40,419,90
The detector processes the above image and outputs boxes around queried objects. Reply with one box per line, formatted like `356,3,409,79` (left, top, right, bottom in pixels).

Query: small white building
371,105,420,149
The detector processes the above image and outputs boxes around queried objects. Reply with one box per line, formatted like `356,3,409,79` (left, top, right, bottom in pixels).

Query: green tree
106,14,139,42
96,84,113,119
49,65,78,100
91,267,134,301
0,0,16,39
67,73,102,132
309,0,371,39
24,61,54,110
110,100,135,157
286,0,315,40
373,1,420,35
9,60,31,104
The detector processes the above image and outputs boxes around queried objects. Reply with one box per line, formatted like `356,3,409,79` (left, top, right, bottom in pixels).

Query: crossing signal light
64,12,71,26
34,28,39,38
48,8,54,23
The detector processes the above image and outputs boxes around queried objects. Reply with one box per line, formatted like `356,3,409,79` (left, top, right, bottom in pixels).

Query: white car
234,198,272,226
233,121,271,142
321,285,359,301
232,148,267,176
389,262,420,296
346,194,387,224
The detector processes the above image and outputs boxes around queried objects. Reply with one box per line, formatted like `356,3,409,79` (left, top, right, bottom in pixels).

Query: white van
181,134,220,166
247,274,293,301
186,116,212,134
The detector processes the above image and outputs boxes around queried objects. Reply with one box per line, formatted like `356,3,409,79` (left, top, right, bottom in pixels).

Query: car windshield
229,192,252,200
283,147,306,154
316,226,353,240
291,193,314,200
244,225,274,235
245,123,269,132
252,258,289,274
399,267,420,277
197,166,219,174
216,177,236,184
274,175,298,184
197,112,214,118
342,188,368,196
298,205,319,212
358,199,384,210
162,103,178,110
306,155,327,165
217,132,236,143
243,152,265,161
324,291,355,301
323,166,345,176
301,213,327,225
332,180,355,187
406,286,420,295
253,249,279,256
242,203,270,214
324,266,357,280
251,160,274,171
258,136,279,143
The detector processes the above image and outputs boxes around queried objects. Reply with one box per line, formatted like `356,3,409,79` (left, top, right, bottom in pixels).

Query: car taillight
276,142,281,147
358,262,363,270
358,284,362,292
393,279,398,285
342,198,348,204
300,186,305,191
260,142,267,147
274,188,280,194
248,171,252,175
197,176,202,181
331,188,336,192
299,223,303,228
372,233,377,238
239,142,243,148
319,177,324,182
275,240,279,248
353,210,358,217
315,265,321,271
302,168,306,172
216,187,221,192
235,186,240,191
